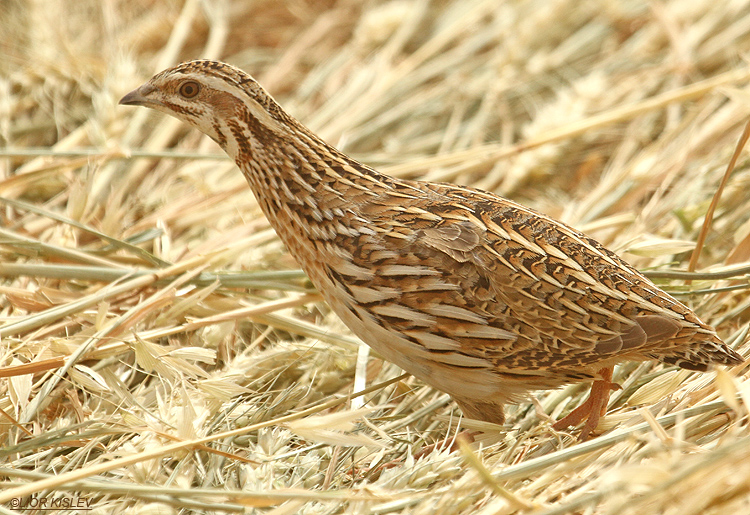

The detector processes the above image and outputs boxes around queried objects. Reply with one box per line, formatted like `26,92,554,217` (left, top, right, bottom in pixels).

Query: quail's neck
227,107,397,225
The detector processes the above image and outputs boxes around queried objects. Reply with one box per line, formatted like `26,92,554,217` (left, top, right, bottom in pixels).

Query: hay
2,0,750,513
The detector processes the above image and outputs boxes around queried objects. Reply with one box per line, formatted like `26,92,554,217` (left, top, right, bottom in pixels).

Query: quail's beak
119,84,157,107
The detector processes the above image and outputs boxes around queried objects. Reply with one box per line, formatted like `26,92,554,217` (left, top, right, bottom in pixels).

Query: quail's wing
359,181,706,369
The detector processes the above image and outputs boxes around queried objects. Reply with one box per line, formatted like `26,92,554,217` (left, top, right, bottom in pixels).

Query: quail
120,60,743,439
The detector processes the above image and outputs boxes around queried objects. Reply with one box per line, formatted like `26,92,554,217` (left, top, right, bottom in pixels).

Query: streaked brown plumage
120,60,743,439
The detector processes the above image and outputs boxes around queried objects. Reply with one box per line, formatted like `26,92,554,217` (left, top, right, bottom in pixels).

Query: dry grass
2,0,750,513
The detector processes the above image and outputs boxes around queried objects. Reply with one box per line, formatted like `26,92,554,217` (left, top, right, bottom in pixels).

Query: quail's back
120,60,743,435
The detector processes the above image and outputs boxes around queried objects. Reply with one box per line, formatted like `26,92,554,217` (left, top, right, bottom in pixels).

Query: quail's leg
552,366,617,440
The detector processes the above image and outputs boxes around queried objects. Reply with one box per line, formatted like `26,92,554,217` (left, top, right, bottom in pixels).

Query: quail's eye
179,81,200,98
